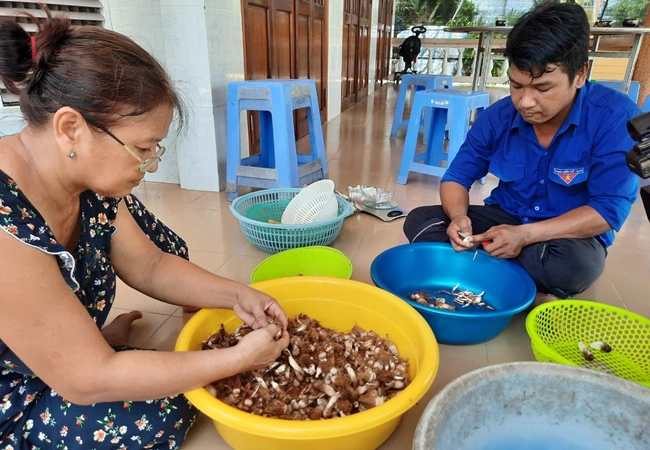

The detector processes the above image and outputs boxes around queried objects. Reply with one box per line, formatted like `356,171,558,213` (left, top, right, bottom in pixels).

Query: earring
68,151,76,158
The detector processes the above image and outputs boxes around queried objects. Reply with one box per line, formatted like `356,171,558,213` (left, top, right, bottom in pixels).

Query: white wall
327,1,344,121
159,0,220,191
204,1,247,183
104,0,241,192
0,1,385,189
103,0,182,185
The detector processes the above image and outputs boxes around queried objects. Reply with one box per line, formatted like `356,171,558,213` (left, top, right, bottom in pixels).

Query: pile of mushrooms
202,314,410,420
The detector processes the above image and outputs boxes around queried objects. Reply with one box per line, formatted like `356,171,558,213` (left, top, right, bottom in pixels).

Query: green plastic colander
526,300,650,387
250,246,353,283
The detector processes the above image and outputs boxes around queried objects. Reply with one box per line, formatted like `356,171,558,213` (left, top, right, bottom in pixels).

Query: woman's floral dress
0,170,198,449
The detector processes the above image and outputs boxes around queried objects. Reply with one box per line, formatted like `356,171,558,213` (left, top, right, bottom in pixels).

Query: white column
103,0,183,185
104,0,245,192
204,0,247,188
327,1,344,121
160,0,219,191
367,0,380,94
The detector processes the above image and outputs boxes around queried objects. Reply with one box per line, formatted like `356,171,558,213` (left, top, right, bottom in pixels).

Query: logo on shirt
554,168,585,185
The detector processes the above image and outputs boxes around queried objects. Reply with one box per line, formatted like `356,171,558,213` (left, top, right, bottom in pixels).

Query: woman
0,9,289,449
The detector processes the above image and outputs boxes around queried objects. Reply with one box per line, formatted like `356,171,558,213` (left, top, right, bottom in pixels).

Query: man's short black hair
504,3,590,81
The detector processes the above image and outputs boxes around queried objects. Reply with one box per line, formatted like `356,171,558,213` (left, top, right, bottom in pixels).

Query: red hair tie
30,35,36,61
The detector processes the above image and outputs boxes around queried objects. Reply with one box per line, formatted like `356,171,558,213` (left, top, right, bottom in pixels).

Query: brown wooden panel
341,0,373,111
296,15,309,79
243,3,271,154
341,23,350,98
356,23,369,100
348,24,358,97
245,5,270,79
311,0,327,120
295,13,310,137
241,0,328,151
312,0,326,122
313,18,323,105
375,0,393,85
274,10,293,78
341,4,353,110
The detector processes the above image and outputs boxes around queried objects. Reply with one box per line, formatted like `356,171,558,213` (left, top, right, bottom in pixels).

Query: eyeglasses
92,123,166,173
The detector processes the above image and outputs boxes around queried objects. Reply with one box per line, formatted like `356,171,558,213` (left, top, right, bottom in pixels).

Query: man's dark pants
403,205,607,299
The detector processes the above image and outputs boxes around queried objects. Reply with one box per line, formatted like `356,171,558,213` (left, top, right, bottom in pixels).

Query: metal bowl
414,362,650,450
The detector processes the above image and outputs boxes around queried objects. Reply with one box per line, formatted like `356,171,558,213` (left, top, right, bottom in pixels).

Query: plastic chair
390,74,453,140
593,80,640,103
397,89,490,185
226,79,328,201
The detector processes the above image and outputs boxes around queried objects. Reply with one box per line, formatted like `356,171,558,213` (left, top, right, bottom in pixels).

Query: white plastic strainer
281,179,337,224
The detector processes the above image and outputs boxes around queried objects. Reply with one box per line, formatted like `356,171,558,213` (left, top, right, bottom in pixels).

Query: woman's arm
0,229,288,404
110,200,287,329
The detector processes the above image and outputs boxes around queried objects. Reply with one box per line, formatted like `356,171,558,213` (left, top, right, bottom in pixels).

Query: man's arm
521,206,610,243
440,181,470,221
471,205,609,258
440,181,475,250
437,103,501,251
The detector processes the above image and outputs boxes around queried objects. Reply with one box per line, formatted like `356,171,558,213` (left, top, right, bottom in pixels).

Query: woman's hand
236,322,290,371
233,287,289,331
446,215,476,251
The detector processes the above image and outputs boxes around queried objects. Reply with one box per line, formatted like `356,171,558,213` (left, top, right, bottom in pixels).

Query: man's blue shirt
441,81,640,247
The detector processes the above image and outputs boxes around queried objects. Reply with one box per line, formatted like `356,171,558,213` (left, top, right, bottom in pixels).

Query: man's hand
471,224,529,258
446,215,476,252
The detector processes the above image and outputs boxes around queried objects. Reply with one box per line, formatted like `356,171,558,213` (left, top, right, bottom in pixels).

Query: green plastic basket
229,188,354,254
526,300,650,387
250,246,353,283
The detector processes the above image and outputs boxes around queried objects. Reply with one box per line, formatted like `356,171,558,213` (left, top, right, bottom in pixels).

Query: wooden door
242,0,293,153
374,0,394,85
242,0,328,154
341,0,372,111
341,0,358,111
243,0,294,79
295,0,327,137
356,0,371,101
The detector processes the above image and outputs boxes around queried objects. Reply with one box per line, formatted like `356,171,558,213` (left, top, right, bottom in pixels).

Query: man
402,3,640,301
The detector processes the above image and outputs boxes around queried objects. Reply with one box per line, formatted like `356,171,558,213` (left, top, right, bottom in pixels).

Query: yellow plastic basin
175,277,439,450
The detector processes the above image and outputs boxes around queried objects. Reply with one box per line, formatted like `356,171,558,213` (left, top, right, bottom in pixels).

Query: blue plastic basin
370,242,536,344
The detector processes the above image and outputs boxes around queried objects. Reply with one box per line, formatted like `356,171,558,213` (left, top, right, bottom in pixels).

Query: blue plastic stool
593,80,641,103
397,89,490,184
226,79,328,201
390,74,453,140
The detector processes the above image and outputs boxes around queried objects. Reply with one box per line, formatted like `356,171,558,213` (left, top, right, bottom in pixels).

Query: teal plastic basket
229,188,354,254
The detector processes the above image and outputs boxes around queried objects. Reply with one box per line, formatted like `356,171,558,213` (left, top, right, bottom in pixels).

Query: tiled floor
110,84,650,449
